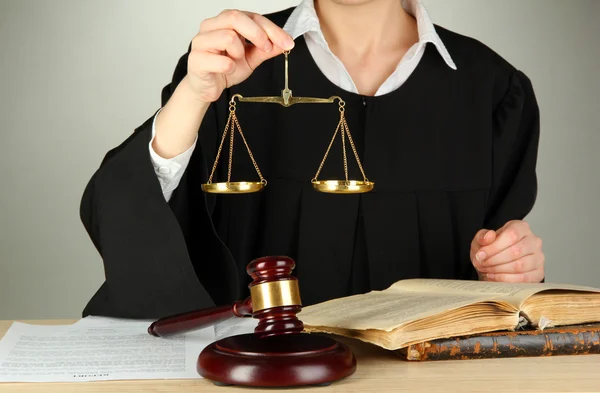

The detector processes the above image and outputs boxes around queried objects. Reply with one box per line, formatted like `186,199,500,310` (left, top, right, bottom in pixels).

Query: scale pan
311,180,374,194
201,182,265,194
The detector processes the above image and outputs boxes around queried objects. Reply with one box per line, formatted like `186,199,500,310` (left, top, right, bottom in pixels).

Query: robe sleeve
464,70,541,280
484,70,540,231
80,48,238,319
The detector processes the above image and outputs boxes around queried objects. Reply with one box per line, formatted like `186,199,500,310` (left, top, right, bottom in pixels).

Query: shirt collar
283,0,457,70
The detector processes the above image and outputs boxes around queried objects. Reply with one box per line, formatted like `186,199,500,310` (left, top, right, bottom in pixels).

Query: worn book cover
396,324,600,361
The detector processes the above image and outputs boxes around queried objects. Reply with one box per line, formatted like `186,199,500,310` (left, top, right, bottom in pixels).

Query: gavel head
246,256,304,338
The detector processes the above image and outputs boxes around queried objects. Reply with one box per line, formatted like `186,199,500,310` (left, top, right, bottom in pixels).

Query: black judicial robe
80,8,540,318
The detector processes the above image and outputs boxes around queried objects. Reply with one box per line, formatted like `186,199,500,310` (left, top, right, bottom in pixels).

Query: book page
390,279,600,308
299,290,492,331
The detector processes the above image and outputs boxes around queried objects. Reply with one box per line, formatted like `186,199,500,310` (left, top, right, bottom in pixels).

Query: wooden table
1,320,600,392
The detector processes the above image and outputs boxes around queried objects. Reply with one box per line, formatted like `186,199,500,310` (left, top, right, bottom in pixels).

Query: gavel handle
148,298,252,337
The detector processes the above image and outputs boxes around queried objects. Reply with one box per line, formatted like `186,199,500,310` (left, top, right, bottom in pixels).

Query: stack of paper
0,316,258,383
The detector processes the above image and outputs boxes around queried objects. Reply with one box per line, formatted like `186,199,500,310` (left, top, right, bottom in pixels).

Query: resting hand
470,220,544,282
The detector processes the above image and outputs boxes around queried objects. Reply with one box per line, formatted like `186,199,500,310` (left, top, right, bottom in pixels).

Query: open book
298,279,600,350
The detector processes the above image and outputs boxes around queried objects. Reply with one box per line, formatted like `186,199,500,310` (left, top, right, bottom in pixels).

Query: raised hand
187,9,295,103
153,9,295,159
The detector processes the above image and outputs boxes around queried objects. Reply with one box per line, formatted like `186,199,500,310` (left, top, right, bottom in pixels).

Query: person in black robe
80,1,545,319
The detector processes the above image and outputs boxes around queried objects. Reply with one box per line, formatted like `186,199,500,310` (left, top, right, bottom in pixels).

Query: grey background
0,0,598,319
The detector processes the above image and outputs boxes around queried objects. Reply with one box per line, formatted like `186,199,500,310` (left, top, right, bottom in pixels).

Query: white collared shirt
284,0,455,95
150,0,456,201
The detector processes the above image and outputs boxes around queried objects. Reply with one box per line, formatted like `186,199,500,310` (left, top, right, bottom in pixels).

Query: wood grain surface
1,320,600,392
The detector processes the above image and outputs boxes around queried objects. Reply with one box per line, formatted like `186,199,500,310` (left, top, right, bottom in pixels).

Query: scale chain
340,112,349,182
312,115,343,181
206,99,266,186
233,115,267,185
207,109,234,184
228,112,235,183
343,118,369,182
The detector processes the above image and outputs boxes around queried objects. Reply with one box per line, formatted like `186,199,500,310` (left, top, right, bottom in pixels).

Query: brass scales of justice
200,50,374,195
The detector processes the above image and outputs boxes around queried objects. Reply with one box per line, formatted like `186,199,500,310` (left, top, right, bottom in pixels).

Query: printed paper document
0,317,215,382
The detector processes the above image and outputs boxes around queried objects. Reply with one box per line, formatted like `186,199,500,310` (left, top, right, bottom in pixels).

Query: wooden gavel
148,255,304,338
148,255,356,387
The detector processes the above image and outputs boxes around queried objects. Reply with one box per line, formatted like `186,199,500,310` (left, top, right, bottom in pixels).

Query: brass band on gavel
249,280,302,312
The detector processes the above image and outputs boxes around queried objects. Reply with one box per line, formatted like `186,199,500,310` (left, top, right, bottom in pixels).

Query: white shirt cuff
148,109,197,201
